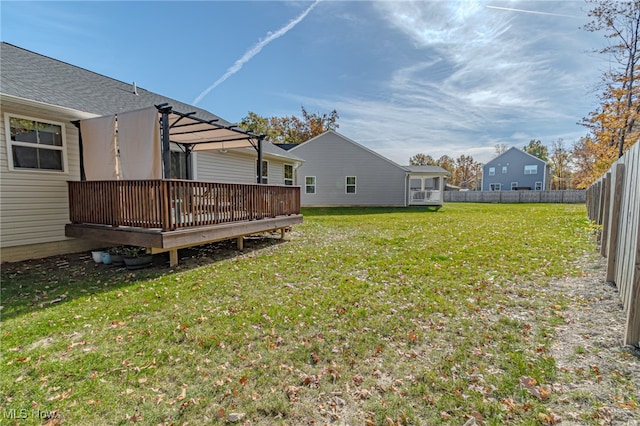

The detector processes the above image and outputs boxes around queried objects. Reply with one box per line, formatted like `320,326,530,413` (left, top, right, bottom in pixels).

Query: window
305,176,316,194
256,160,268,183
345,176,356,194
488,167,495,176
171,151,188,179
511,182,518,190
424,177,437,190
524,165,538,175
490,183,501,191
284,164,294,186
409,178,422,191
502,166,508,174
5,114,66,172
535,181,543,190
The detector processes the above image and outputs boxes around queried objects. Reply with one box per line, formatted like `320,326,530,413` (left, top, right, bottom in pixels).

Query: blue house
481,147,548,191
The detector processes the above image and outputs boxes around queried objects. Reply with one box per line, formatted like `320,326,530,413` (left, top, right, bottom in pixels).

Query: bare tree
494,143,508,156
549,139,573,190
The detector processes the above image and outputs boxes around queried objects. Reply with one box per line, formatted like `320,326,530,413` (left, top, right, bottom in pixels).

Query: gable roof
289,130,401,168
0,42,226,124
290,130,449,176
484,146,547,167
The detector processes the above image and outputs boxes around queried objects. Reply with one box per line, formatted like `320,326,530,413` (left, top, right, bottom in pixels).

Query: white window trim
305,176,316,194
488,167,495,176
535,181,543,190
502,166,508,174
345,176,357,194
524,164,538,175
4,112,68,174
511,182,518,190
284,164,294,186
490,183,501,191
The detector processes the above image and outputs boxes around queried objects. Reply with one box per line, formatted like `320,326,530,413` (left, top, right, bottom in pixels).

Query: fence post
597,180,606,225
624,223,640,346
606,164,625,282
600,173,612,257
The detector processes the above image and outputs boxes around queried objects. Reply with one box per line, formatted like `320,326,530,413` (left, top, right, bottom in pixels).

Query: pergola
76,104,266,182
156,103,266,181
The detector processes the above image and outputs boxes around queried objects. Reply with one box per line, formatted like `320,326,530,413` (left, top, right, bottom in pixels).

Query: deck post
256,136,263,184
158,105,172,179
236,236,244,250
169,249,179,267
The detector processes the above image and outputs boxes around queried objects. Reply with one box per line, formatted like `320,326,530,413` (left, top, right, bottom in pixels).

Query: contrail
193,0,321,105
486,5,578,18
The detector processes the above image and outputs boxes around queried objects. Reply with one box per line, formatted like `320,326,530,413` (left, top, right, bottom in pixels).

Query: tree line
239,106,339,144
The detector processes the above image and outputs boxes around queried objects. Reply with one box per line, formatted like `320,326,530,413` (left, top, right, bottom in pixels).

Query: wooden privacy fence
444,190,585,203
68,179,301,232
586,141,640,346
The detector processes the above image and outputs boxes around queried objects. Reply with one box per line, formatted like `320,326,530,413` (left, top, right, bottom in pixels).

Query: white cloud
288,1,603,165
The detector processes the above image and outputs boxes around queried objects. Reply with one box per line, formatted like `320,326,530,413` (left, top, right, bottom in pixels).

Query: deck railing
68,179,301,231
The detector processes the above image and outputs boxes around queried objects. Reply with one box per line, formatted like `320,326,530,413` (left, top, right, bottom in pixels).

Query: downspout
71,121,86,181
404,174,408,207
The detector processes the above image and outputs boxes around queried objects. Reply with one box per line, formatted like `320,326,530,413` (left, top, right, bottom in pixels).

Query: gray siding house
287,131,449,207
481,147,548,191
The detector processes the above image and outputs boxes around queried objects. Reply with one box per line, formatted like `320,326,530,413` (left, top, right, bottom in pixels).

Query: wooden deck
66,179,302,266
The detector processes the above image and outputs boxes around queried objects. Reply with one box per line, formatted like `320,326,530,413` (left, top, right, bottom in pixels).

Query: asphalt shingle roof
0,42,229,125
402,165,451,175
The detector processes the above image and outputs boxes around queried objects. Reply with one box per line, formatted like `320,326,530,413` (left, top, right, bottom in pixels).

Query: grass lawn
1,203,598,425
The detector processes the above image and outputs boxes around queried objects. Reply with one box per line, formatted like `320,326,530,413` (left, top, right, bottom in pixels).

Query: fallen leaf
617,400,638,409
440,411,452,419
176,384,187,401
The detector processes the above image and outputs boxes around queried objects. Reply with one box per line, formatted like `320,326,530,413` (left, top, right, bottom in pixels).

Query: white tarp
117,107,162,179
79,114,118,180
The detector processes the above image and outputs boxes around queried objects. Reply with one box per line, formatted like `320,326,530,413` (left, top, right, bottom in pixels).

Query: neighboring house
284,131,449,207
0,42,302,263
481,147,548,191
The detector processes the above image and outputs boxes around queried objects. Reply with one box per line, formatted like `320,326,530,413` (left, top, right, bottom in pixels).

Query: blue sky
1,1,607,164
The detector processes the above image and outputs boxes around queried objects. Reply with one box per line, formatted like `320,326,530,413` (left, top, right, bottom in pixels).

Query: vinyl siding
196,150,292,185
0,97,84,249
291,132,406,206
